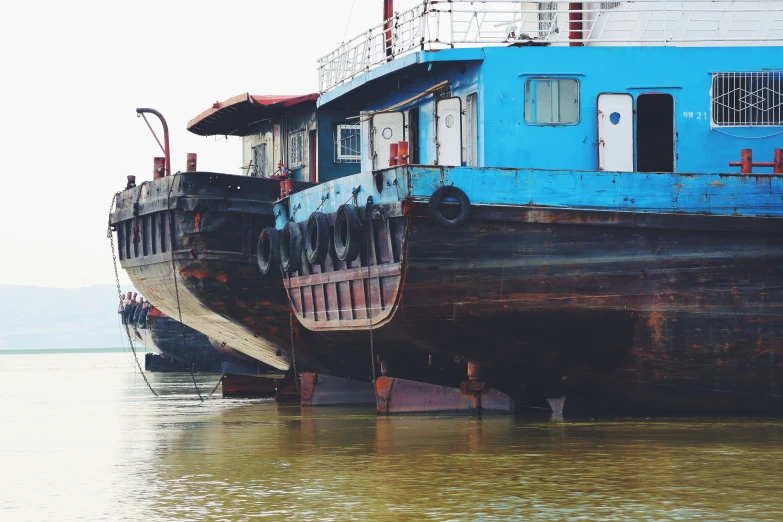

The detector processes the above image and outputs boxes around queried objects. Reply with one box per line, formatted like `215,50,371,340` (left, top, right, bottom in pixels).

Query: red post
775,149,783,174
154,157,166,180
136,108,171,176
741,149,753,174
187,153,197,172
398,141,409,165
384,0,394,58
389,143,399,166
569,3,584,46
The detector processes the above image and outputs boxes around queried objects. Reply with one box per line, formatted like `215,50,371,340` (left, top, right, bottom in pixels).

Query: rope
167,175,204,401
107,191,158,397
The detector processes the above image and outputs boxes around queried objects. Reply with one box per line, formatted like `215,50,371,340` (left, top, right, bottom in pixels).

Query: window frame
288,129,306,169
251,142,268,177
710,71,783,128
524,77,581,126
334,123,361,163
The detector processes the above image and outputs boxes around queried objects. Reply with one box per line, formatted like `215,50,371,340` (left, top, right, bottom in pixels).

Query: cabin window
334,124,361,163
434,84,452,101
288,129,305,169
711,72,783,127
251,143,268,177
525,78,580,124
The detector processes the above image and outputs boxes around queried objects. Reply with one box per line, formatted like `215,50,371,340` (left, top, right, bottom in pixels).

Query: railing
318,1,783,93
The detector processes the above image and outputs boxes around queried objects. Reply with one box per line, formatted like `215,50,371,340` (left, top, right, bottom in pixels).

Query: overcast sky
0,0,423,288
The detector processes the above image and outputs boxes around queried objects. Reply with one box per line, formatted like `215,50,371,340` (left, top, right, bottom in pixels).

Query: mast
384,0,394,58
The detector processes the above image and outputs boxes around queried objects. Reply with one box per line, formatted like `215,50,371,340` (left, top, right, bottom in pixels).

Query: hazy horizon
0,284,140,350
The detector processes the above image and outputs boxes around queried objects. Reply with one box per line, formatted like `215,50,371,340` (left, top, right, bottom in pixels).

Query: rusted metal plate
284,216,406,330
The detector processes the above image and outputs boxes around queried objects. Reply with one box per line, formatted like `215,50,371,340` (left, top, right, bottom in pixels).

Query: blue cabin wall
324,46,782,174
480,46,782,174
317,109,363,183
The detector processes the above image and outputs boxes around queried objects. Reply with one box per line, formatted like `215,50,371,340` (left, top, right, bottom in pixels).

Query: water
1,352,782,521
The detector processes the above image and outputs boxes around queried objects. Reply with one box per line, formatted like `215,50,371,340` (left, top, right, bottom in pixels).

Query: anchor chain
167,175,204,401
283,257,300,393
289,311,300,393
107,191,158,397
365,198,381,409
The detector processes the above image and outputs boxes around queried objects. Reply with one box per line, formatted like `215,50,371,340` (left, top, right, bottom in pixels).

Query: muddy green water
1,352,781,521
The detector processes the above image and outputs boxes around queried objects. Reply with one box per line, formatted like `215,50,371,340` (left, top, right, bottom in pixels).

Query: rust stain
648,311,665,350
710,180,727,188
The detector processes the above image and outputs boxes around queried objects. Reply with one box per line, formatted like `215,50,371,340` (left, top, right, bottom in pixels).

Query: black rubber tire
280,221,303,273
428,186,471,228
334,204,362,262
305,212,330,266
257,227,280,276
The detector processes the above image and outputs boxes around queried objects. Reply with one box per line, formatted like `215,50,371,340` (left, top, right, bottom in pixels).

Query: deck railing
317,1,783,93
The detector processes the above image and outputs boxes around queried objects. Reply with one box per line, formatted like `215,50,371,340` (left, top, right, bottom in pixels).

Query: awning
187,93,319,136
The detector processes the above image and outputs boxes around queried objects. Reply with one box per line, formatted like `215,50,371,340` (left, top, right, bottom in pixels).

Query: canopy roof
187,93,318,136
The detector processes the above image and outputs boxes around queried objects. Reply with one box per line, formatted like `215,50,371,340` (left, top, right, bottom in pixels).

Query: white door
598,94,633,172
372,112,404,170
437,98,462,166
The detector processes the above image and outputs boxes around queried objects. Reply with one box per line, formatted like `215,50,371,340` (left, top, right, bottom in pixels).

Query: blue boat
260,1,783,413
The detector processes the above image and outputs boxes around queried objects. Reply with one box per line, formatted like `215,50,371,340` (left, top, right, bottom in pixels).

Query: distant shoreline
0,348,140,355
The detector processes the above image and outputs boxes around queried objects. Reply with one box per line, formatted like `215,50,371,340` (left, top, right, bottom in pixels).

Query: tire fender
257,227,281,276
334,204,362,262
428,185,471,228
305,212,330,265
280,221,303,272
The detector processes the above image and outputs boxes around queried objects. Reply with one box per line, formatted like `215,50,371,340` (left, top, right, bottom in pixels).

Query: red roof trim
187,93,319,136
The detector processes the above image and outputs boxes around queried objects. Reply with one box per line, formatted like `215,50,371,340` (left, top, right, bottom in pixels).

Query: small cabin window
334,124,361,163
288,129,305,169
711,72,783,127
525,78,580,124
251,143,267,177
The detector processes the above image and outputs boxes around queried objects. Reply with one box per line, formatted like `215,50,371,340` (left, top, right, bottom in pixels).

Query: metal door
437,98,462,166
598,93,633,172
372,112,404,170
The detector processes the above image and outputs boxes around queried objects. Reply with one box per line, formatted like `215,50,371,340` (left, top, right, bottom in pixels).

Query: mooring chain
289,311,300,393
365,199,381,408
108,191,158,397
167,174,204,401
279,261,301,393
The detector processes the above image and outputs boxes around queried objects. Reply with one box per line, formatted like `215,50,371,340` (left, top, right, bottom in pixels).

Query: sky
0,0,420,288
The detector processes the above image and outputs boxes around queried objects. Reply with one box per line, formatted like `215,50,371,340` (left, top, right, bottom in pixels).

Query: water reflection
2,353,782,521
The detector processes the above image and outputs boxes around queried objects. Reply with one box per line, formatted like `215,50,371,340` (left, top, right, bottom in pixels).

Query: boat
120,291,254,372
261,0,783,413
109,96,370,379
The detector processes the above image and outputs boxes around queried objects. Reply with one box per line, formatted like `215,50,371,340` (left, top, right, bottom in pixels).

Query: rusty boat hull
277,167,783,414
110,172,366,376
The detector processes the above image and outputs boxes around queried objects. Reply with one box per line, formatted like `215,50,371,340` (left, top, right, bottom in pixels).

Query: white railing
318,1,783,93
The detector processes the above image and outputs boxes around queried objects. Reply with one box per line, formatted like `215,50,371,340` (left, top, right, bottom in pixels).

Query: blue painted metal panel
278,166,783,226
318,48,485,107
321,46,782,176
